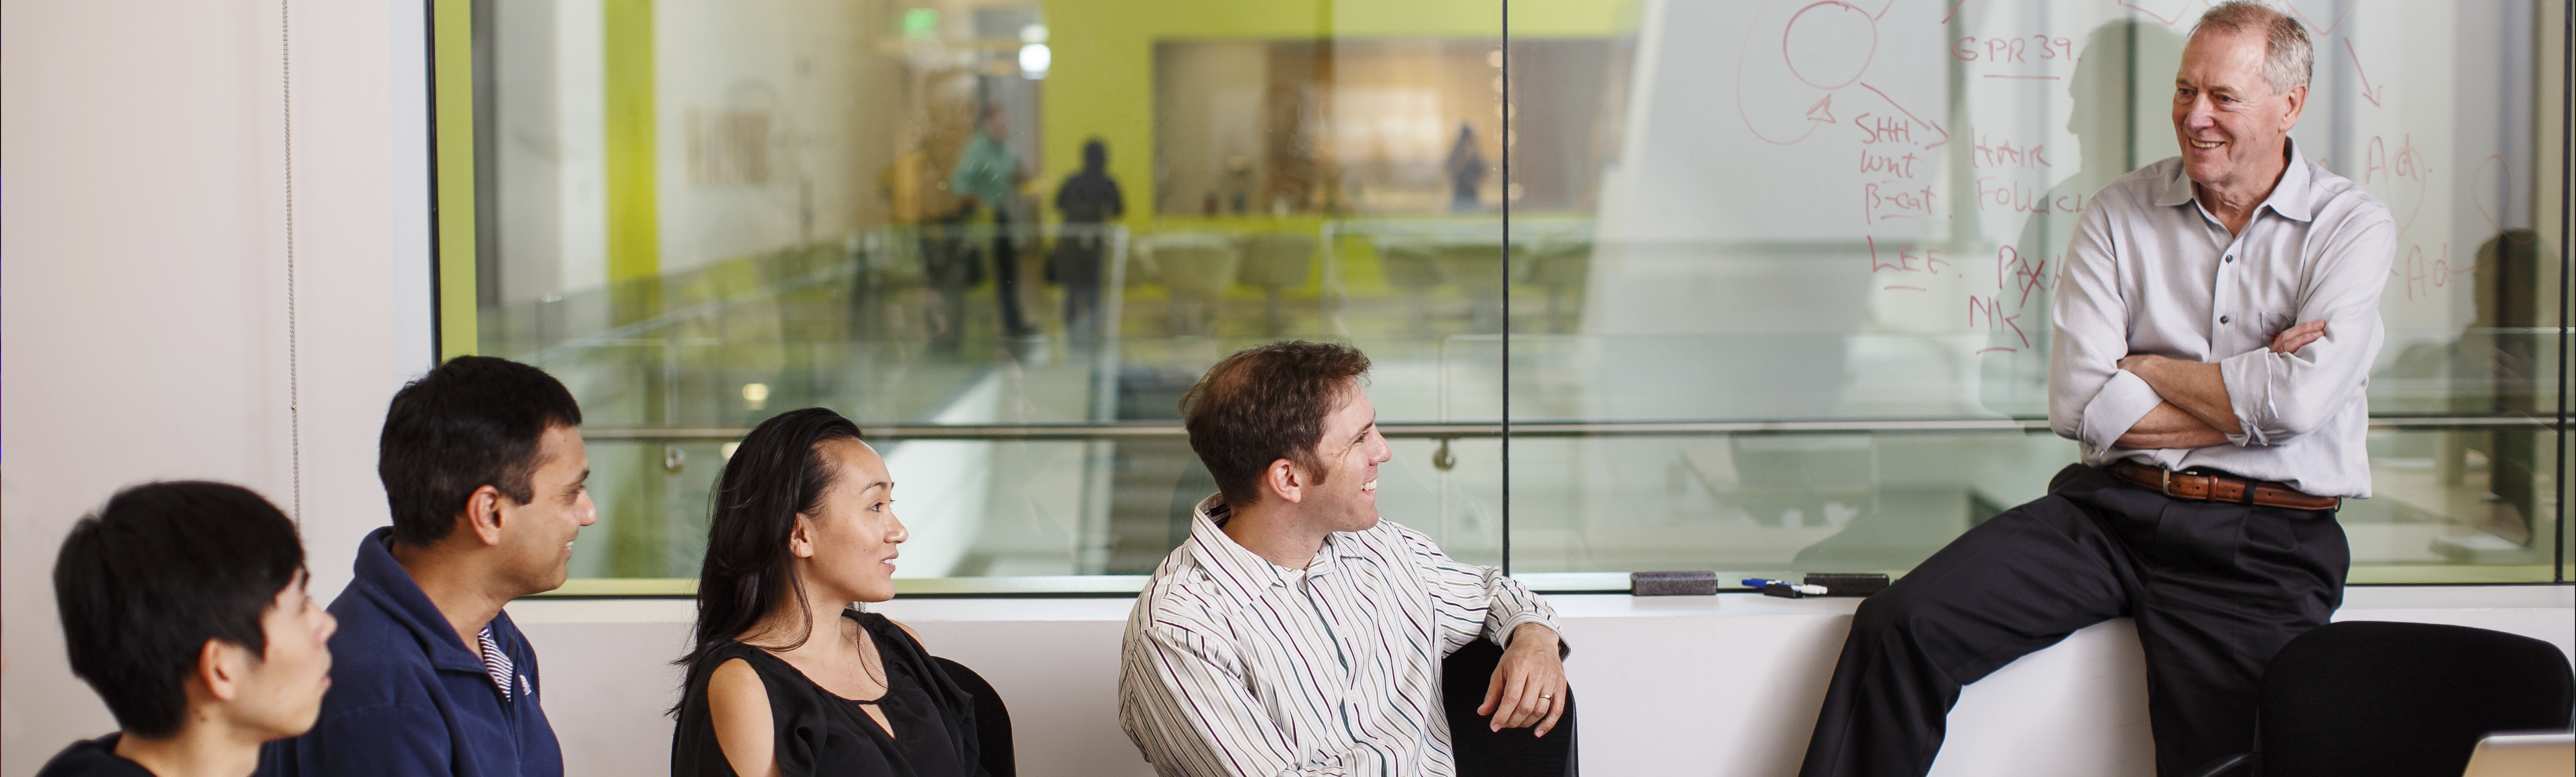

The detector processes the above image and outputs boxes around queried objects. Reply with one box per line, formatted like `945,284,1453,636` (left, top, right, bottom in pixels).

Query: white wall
511,586,2574,777
0,1,433,774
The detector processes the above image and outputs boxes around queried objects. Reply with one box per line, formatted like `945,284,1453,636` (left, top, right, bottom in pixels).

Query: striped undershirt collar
477,625,514,700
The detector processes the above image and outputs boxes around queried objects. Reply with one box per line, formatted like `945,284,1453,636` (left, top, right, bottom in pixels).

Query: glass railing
476,221,2564,594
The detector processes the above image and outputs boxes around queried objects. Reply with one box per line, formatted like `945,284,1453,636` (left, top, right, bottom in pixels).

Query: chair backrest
1374,239,1444,291
2259,621,2574,777
1237,232,1317,289
1136,232,1239,297
934,656,1016,777
1429,242,1510,294
1440,639,1578,777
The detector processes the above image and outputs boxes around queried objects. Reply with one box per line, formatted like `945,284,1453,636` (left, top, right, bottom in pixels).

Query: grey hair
2191,1,2313,95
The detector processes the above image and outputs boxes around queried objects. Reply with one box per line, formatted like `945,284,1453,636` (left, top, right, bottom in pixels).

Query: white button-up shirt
2049,141,2395,498
1119,495,1561,777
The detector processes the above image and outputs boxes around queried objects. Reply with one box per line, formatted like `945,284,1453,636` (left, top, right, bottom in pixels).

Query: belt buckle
2160,468,2173,497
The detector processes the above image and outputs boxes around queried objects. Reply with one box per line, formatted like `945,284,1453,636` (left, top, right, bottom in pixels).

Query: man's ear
1263,458,1306,505
462,485,507,547
198,638,247,704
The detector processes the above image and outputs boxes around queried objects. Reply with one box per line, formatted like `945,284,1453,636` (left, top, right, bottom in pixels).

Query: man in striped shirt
1119,341,1569,777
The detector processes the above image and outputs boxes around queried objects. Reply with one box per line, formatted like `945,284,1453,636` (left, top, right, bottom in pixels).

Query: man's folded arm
2049,202,2164,450
2115,402,2233,449
2214,215,2395,445
1405,526,1561,654
1121,622,1355,777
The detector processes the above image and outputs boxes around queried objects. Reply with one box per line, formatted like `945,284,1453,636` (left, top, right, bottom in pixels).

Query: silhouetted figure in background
1979,20,2187,416
1445,124,1487,212
1053,139,1125,344
953,106,1035,338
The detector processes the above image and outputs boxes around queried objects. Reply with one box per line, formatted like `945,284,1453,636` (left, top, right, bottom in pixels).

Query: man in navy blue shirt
264,356,595,777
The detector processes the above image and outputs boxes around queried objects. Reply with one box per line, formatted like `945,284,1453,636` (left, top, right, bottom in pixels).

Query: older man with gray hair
1799,3,2392,776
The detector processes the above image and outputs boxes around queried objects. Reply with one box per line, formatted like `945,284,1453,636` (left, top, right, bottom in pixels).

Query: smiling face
1296,381,1394,534
791,438,908,604
224,572,338,739
497,423,596,596
2172,27,2304,194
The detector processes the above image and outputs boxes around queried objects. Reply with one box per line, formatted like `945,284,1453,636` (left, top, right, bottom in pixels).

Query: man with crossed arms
1800,4,2394,775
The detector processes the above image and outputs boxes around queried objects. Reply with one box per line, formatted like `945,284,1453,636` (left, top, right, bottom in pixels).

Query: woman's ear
788,514,818,559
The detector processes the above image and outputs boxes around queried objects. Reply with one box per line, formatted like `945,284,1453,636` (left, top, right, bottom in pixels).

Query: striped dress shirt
1119,494,1562,777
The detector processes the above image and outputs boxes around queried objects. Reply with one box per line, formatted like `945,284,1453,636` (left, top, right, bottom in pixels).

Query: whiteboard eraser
1630,570,1720,596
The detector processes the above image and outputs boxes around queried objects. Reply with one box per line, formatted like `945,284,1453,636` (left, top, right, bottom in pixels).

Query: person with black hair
262,355,595,777
42,481,337,777
670,407,988,777
1050,138,1124,342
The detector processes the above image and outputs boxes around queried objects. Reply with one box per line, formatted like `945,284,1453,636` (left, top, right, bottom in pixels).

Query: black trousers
992,208,1032,337
1442,639,1578,777
1799,464,2348,777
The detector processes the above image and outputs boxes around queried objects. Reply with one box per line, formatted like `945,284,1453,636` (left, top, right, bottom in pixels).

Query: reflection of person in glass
952,106,1035,338
1052,138,1124,344
671,408,989,777
1445,123,1487,212
1801,5,2393,776
1979,20,2186,415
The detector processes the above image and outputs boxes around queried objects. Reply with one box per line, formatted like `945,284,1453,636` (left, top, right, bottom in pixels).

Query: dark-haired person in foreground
1799,4,2388,776
672,407,988,777
43,482,337,777
1119,341,1568,777
263,356,595,777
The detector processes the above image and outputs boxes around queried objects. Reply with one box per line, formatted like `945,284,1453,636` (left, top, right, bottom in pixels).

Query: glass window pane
1505,0,2564,586
465,0,2565,592
471,0,1506,592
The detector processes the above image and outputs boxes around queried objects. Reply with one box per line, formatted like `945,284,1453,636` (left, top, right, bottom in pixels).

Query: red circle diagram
1783,1,1877,91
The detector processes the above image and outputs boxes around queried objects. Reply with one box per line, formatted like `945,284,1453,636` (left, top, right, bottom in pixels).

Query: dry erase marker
1762,582,1830,598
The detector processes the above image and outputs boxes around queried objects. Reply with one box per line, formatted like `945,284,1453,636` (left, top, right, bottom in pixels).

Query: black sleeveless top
673,611,984,777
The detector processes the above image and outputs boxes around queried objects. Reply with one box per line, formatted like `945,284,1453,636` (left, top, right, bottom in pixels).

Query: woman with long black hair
671,408,986,777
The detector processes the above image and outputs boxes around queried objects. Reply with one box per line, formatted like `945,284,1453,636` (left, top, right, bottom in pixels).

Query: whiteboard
1585,0,2544,418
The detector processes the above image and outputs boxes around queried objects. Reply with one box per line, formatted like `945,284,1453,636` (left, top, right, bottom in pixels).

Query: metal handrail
582,413,2561,443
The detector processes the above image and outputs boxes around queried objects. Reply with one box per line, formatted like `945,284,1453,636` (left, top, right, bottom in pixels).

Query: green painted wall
1034,0,1637,230
604,0,660,323
434,0,477,359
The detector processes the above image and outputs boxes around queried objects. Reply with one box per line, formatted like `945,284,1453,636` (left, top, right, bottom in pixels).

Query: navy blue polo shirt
259,527,562,777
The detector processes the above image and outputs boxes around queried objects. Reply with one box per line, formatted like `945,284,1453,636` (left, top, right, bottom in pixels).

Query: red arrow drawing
1806,95,1836,124
1859,82,1948,149
2344,38,2384,107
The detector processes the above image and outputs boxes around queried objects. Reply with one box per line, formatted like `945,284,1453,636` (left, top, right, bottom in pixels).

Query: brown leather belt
2108,461,2340,511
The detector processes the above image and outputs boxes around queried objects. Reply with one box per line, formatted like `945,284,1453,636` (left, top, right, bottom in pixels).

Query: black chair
2187,621,2574,777
934,656,1016,777
1441,639,1578,777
